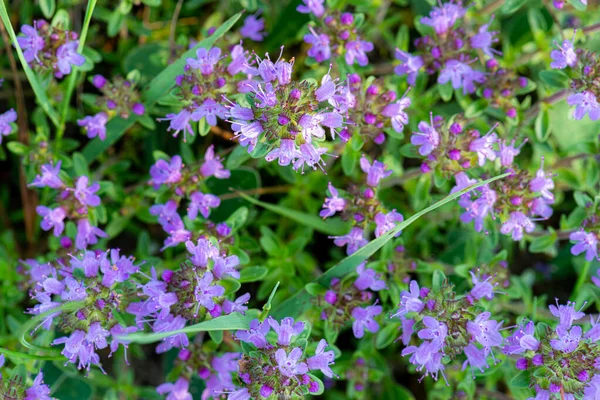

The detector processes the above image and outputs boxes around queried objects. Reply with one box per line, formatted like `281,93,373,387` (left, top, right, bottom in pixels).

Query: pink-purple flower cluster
0,354,51,400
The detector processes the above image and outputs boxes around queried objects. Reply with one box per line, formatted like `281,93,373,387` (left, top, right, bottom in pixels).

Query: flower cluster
393,275,503,382
25,250,141,371
17,19,85,78
570,209,600,263
504,301,600,399
323,156,402,254
232,317,335,399
148,145,230,249
77,75,145,141
240,13,266,42
29,161,107,250
0,355,51,400
228,53,344,172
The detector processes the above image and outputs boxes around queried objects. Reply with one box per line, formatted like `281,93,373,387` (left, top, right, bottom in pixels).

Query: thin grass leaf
0,2,61,126
81,12,242,164
237,191,350,236
0,347,63,361
272,172,510,319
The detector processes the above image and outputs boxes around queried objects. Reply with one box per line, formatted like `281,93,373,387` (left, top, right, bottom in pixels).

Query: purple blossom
99,249,140,287
411,114,440,156
351,304,382,338
420,2,466,35
550,325,582,353
297,0,325,18
200,145,230,179
192,98,228,126
438,60,485,95
187,191,220,219
275,347,308,377
158,109,195,142
25,372,52,400
459,185,496,232
227,44,250,76
320,182,346,218
360,156,392,187
503,321,539,354
293,142,328,173
315,72,337,102
157,377,193,400
78,113,108,141
186,47,221,75
55,40,85,76
500,211,534,241
584,376,600,400
154,315,189,353
185,238,218,267
330,227,368,255
0,108,17,141
307,339,335,378
382,97,411,132
268,317,305,346
549,301,585,328
392,280,425,317
401,341,445,381
394,49,423,86
75,219,107,250
213,255,240,280
529,160,554,202
344,39,374,66
52,330,100,371
418,317,448,347
74,176,101,207
29,161,64,189
462,343,490,374
469,271,496,301
149,155,183,189
471,20,500,58
374,210,404,238
223,293,250,314
469,128,498,166
17,23,45,63
228,389,251,400
36,206,66,236
240,14,265,41
531,198,553,219
236,319,271,348
550,38,578,69
466,312,504,348
498,139,524,166
86,322,109,350
194,271,225,313
451,172,477,205
354,263,386,291
567,91,600,121
570,230,598,262
265,139,299,166
304,30,331,63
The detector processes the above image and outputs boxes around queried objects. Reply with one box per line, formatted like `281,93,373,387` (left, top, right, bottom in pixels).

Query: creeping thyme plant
3,0,600,399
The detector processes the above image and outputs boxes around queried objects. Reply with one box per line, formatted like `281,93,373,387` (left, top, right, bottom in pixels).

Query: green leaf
535,108,551,142
225,145,252,170
72,152,89,176
40,0,56,18
6,142,28,156
239,266,268,283
539,70,569,89
259,282,280,321
432,269,446,291
529,231,557,254
510,370,531,388
237,191,350,236
81,12,242,164
437,82,453,102
502,0,528,14
225,206,248,234
272,173,510,319
375,321,401,349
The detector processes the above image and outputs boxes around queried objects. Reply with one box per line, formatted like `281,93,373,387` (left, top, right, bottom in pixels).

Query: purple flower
191,98,228,126
86,322,109,350
567,91,600,121
451,172,478,205
420,2,466,35
240,14,265,41
360,156,392,187
185,238,218,267
394,49,423,86
344,39,374,66
149,155,183,189
55,40,85,76
99,249,139,287
200,145,230,179
268,317,305,346
194,271,225,313
320,182,346,218
154,315,189,353
304,30,331,63
52,330,100,371
550,38,577,69
469,271,496,301
223,293,250,315
549,301,585,328
471,19,500,58
462,343,489,374
25,372,52,400
438,60,485,95
418,317,448,347
158,109,195,142
570,230,598,262
393,280,425,317
275,347,308,377
466,312,504,348
550,325,582,353
36,206,66,236
29,161,64,189
503,321,539,354
293,142,328,173
17,23,45,63
411,114,440,156
330,227,368,255
296,0,325,17
531,198,553,219
498,139,524,166
265,139,300,166
228,389,251,400
401,341,445,381
354,263,386,291
0,108,17,141
186,47,221,75
213,255,240,280
74,176,101,207
156,377,193,400
584,376,600,400
307,339,335,378
500,211,534,241
382,97,411,133
227,44,250,76
529,160,554,202
78,112,108,141
374,210,404,238
150,200,181,228
236,319,271,348
75,219,107,250
315,72,337,102
187,191,220,219
585,316,600,341
469,129,498,166
351,304,382,338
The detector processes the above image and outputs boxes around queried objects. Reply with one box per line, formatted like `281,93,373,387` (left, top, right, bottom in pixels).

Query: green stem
572,261,592,300
57,0,97,140
0,1,61,127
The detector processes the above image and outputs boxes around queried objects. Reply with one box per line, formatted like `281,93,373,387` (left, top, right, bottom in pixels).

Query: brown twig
583,22,600,35
221,185,292,201
0,20,38,254
524,89,569,124
210,125,234,140
168,0,184,61
480,0,504,15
